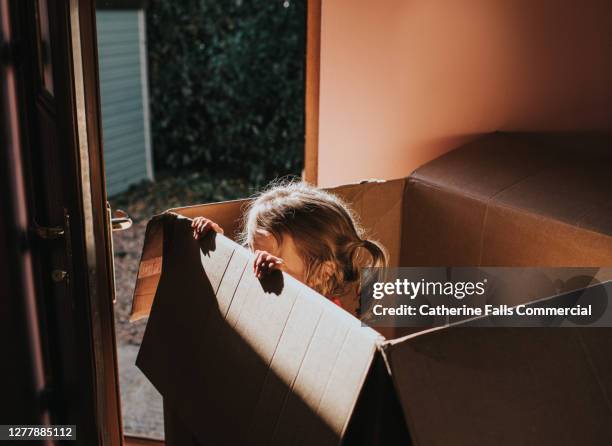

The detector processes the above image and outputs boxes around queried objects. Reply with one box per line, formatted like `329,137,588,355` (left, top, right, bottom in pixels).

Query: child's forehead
251,229,278,250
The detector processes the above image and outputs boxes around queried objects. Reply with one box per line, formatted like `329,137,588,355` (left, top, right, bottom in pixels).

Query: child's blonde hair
239,180,387,297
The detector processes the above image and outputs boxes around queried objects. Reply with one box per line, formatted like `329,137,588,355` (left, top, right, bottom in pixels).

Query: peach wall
317,0,612,186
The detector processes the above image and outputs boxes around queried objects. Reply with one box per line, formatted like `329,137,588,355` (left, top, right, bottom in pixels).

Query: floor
117,343,165,440
125,435,164,446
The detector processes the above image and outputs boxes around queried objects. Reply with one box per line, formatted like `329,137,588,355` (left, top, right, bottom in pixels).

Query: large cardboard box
133,133,612,445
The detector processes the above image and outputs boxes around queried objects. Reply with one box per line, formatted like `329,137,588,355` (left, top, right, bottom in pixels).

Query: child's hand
191,217,224,239
253,250,284,279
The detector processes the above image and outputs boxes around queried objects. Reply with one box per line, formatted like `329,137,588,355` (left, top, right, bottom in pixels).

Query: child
191,181,387,315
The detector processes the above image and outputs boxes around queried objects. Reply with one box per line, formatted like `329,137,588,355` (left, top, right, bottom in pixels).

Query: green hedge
146,0,306,185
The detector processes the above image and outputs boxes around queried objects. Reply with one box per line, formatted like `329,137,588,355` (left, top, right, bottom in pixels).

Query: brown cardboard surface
168,198,249,239
136,214,383,445
330,179,407,267
384,326,612,446
402,132,612,266
131,214,165,320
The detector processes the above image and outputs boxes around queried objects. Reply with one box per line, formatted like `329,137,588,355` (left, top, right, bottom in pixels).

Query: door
8,0,122,444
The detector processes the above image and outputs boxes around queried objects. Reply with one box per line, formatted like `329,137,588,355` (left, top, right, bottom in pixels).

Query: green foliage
146,0,306,186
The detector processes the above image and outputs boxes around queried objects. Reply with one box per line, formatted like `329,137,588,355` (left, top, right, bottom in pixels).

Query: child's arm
191,216,224,239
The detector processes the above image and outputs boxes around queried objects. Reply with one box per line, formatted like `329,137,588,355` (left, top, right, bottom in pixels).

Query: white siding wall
97,10,153,197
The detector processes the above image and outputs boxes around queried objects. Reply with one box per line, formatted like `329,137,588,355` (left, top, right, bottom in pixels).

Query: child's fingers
192,218,200,238
191,218,201,235
253,251,284,279
255,252,278,277
257,257,267,277
270,261,282,270
261,253,273,270
194,220,207,239
253,253,259,275
253,250,265,276
192,217,204,238
192,217,224,239
196,219,214,237
265,256,283,271
205,220,223,234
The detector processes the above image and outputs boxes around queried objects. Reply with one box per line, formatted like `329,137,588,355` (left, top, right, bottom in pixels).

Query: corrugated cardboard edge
381,273,612,349
337,338,388,443
129,212,168,322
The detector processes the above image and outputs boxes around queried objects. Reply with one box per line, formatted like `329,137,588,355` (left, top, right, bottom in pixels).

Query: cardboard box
133,133,612,445
402,132,612,267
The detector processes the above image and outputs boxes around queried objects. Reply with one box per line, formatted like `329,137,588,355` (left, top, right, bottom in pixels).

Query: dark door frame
70,1,124,443
3,0,122,444
304,0,321,185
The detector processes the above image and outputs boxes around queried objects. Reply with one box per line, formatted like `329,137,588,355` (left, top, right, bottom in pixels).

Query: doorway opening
95,0,306,440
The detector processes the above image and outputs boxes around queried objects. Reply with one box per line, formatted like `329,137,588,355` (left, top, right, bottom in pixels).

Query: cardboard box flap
382,324,612,446
130,199,246,322
130,214,166,321
409,132,612,236
410,133,557,201
403,132,612,266
136,213,384,445
131,179,407,321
